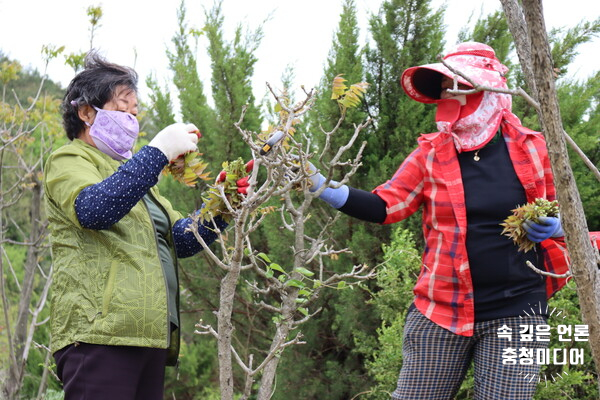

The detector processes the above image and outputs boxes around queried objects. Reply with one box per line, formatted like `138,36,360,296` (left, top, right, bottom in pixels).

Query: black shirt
458,133,547,321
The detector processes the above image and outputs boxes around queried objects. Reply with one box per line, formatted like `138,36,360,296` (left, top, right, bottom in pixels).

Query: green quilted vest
43,139,183,364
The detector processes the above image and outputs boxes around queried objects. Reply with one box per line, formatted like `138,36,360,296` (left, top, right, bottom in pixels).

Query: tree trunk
257,209,305,399
4,177,44,399
256,319,291,400
217,268,240,400
499,0,537,94
519,0,600,391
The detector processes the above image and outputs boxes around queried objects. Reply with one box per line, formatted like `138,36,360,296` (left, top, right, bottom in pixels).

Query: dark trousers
54,342,168,400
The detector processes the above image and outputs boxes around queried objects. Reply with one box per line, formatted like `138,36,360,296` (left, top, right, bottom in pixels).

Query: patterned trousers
391,308,547,400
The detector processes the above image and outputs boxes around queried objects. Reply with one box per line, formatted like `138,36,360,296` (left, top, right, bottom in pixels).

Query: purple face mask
88,106,139,160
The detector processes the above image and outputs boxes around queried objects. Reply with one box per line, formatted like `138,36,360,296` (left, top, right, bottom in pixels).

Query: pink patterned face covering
88,106,139,160
436,90,509,152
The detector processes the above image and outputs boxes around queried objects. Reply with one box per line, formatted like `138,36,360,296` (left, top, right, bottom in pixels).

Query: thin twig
526,260,572,279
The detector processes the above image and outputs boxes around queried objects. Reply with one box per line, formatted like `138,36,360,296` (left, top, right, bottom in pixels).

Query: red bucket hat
400,42,509,103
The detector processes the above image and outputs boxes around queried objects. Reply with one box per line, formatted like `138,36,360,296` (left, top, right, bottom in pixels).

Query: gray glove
305,161,349,209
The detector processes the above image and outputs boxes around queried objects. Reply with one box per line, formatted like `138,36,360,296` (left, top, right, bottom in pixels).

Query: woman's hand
301,160,348,208
523,216,564,242
149,123,199,162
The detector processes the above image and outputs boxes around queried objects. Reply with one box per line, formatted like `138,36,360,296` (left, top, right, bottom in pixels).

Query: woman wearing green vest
43,52,232,399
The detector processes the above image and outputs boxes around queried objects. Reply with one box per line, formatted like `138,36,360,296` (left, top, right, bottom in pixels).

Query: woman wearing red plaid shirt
310,42,570,399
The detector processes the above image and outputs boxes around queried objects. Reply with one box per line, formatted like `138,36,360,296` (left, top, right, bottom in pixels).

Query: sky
0,0,598,110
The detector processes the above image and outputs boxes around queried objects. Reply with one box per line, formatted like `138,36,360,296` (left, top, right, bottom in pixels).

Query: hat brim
401,63,473,103
401,60,505,103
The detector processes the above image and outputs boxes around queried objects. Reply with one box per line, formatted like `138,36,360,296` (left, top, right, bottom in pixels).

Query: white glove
149,122,199,162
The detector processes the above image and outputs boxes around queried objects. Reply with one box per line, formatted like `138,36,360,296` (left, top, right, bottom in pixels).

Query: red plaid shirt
373,112,570,336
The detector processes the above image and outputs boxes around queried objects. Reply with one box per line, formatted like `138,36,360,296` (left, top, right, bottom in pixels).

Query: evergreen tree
458,10,514,67
458,12,600,231
167,2,216,154
545,21,600,231
354,226,422,400
145,73,176,128
273,2,376,398
364,0,445,185
303,0,367,277
354,0,446,258
308,0,366,144
204,0,262,163
558,72,600,231
274,1,448,398
146,2,267,396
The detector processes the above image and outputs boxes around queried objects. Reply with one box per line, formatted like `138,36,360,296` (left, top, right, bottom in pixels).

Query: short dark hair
62,51,138,140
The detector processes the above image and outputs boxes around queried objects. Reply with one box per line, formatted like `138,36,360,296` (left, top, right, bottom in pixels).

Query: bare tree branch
192,80,375,400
